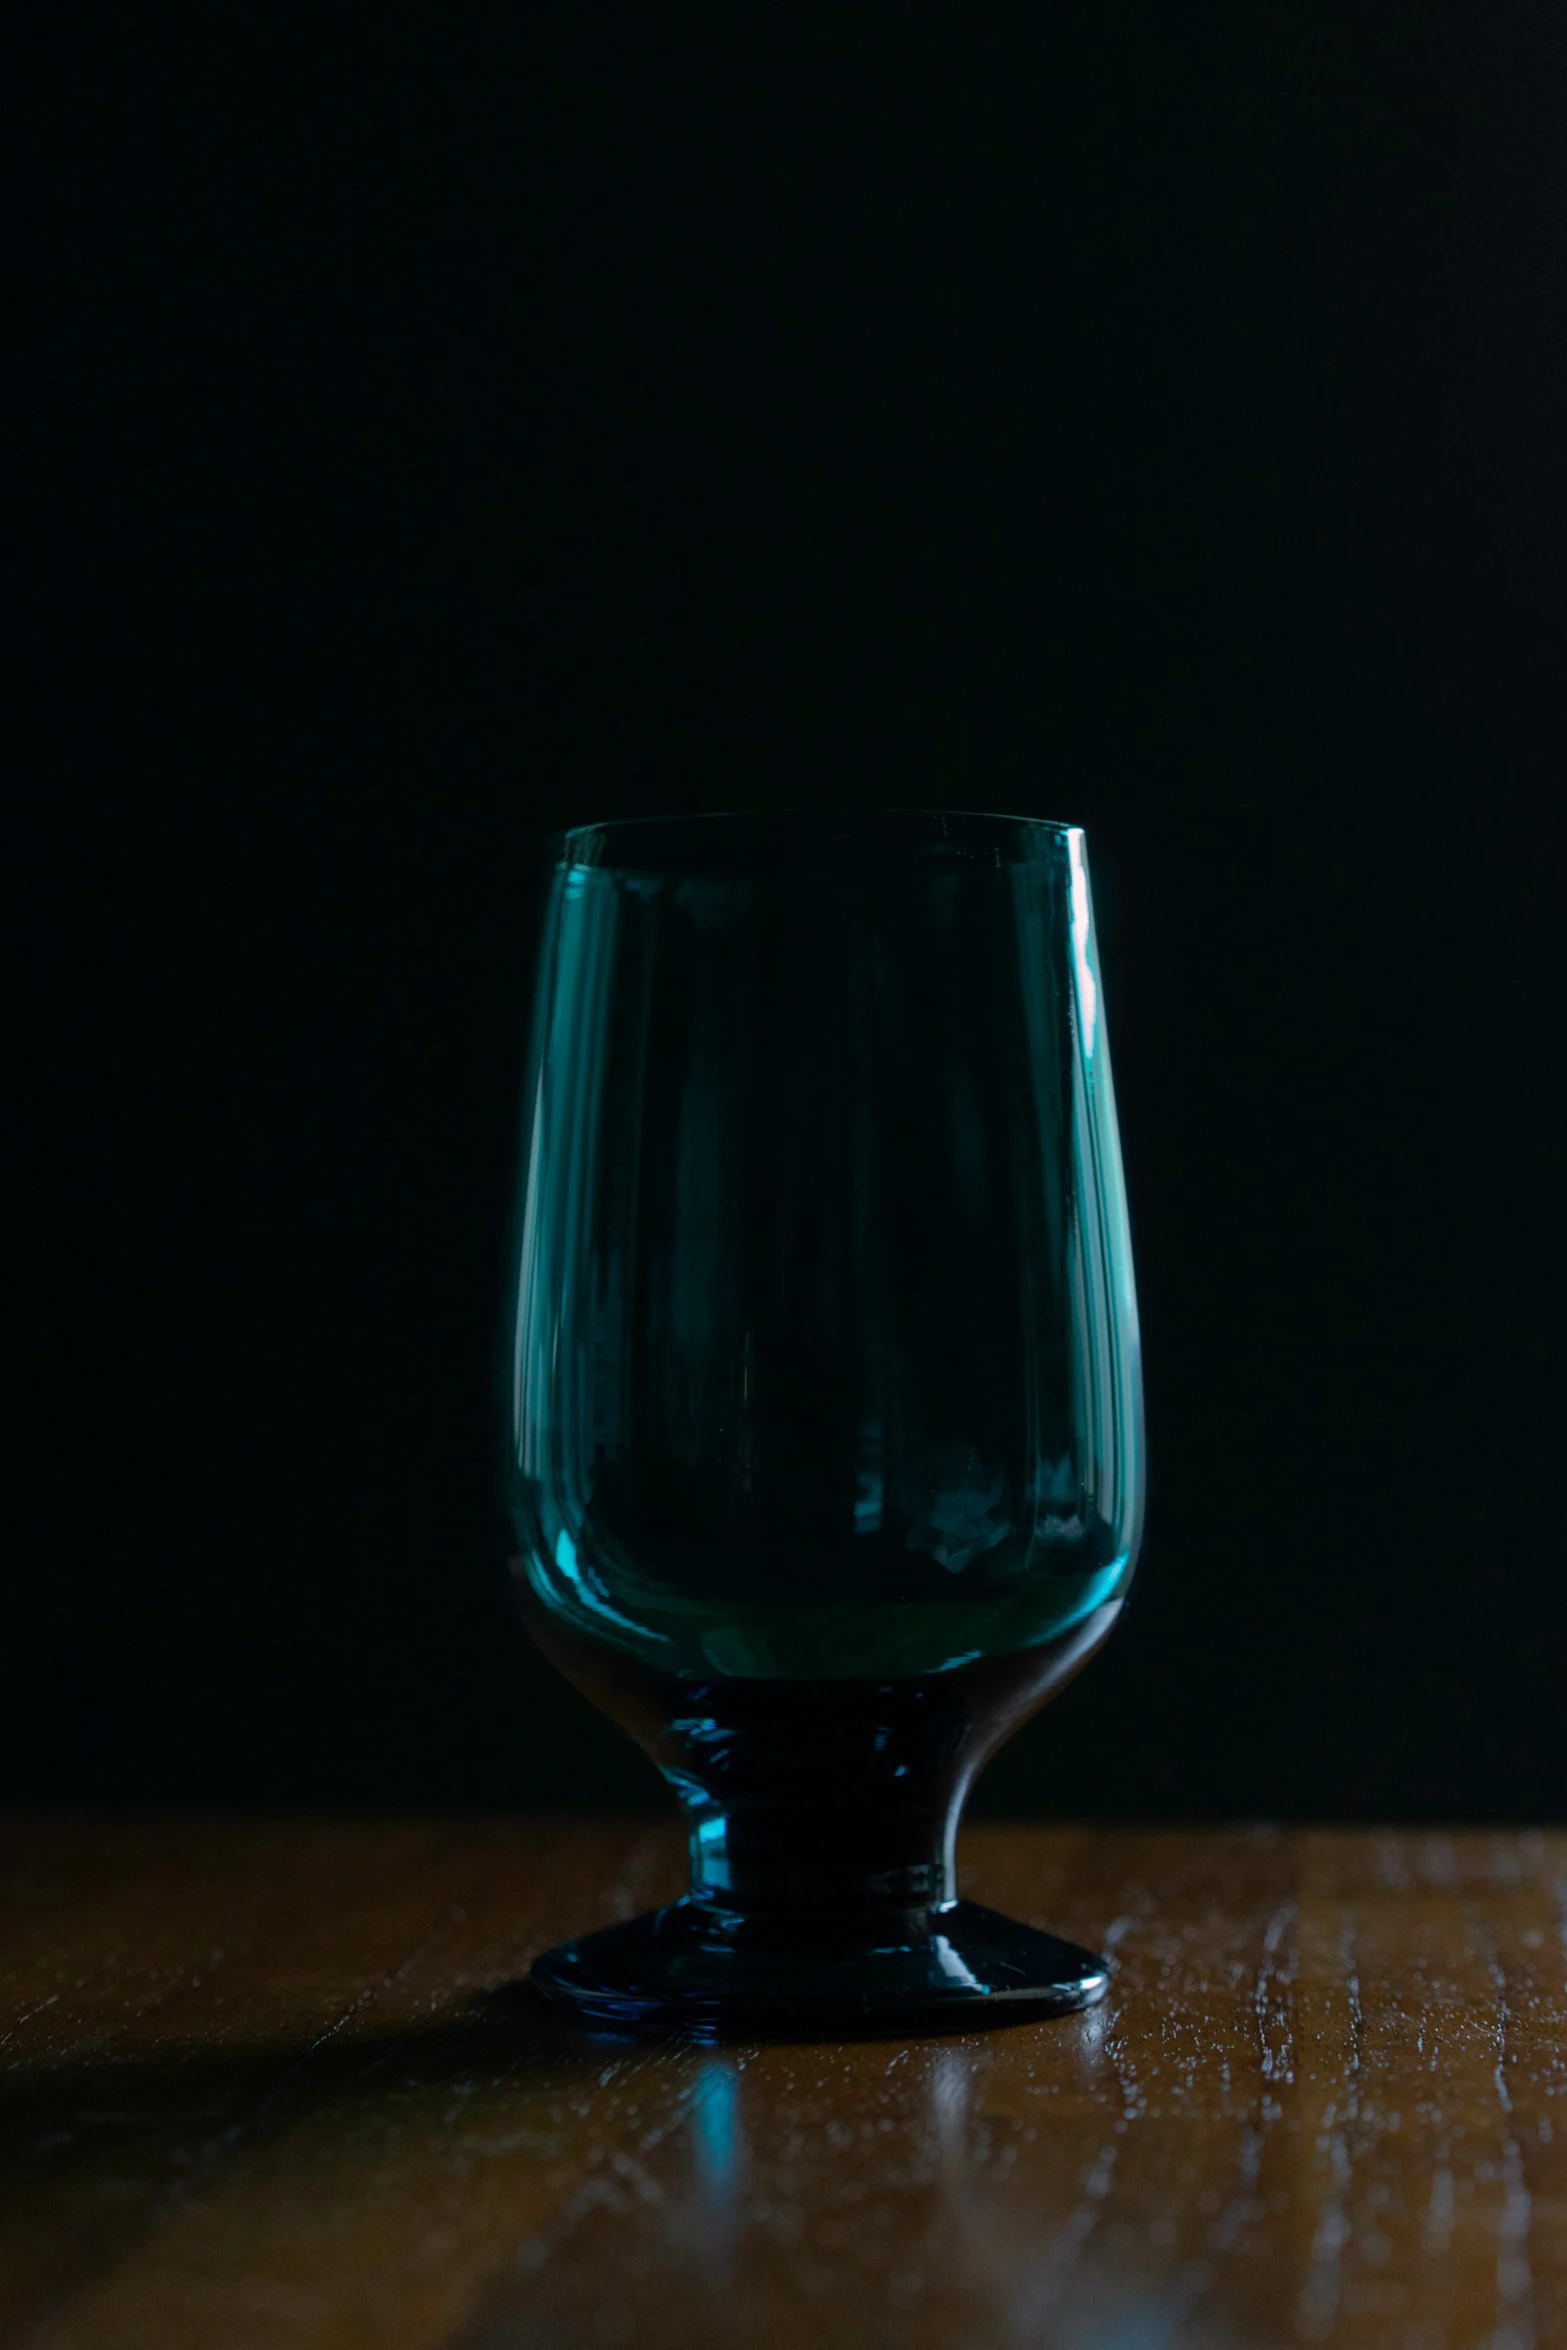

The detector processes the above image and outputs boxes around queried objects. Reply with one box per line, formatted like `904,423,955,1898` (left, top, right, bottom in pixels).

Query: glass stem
524,1595,1121,1928
684,1786,957,1918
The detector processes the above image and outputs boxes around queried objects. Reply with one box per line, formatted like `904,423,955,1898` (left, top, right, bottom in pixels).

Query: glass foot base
528,1898,1110,2037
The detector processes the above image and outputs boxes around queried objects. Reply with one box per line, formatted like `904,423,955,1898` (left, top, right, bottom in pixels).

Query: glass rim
550,809,1084,876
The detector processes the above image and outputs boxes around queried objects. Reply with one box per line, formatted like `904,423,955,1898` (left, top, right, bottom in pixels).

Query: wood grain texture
0,1818,1562,2348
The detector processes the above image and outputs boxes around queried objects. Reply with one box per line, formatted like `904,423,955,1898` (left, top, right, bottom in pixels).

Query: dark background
10,10,1563,1818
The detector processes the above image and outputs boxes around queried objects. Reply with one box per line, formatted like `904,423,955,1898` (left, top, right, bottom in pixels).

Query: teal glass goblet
502,811,1144,2033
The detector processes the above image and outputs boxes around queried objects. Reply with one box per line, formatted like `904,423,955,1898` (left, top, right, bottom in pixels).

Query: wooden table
0,1817,1562,2348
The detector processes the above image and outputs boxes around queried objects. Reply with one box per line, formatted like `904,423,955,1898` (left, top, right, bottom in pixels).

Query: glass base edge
526,1898,1111,2039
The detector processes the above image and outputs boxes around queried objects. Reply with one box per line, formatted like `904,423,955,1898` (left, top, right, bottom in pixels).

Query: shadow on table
0,1987,640,2157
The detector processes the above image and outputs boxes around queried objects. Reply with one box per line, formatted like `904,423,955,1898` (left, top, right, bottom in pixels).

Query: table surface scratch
0,1816,1562,2348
